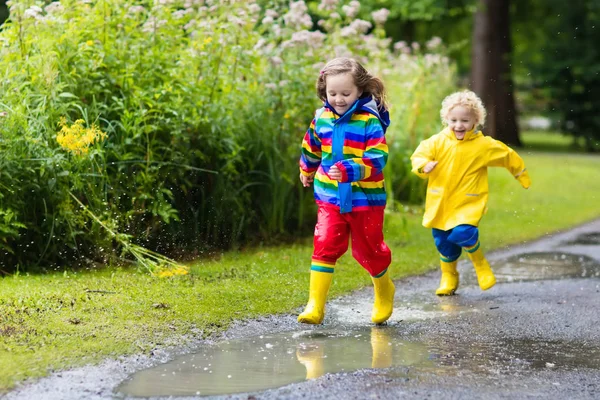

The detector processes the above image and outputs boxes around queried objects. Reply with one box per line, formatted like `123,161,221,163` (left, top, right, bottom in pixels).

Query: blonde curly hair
440,90,487,128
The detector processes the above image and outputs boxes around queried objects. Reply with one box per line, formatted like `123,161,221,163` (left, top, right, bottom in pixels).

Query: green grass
1,146,600,391
521,130,583,153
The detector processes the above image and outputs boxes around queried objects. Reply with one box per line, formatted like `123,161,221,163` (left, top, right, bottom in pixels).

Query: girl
411,90,531,296
298,57,394,325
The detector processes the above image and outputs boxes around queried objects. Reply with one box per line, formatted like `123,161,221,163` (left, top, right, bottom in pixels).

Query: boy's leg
349,208,394,324
448,225,496,291
298,204,349,324
432,228,461,296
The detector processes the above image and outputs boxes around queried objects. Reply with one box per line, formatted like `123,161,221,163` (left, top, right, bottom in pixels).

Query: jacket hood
325,96,391,133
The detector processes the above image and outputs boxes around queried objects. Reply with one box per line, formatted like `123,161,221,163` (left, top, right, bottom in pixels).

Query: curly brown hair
316,57,388,110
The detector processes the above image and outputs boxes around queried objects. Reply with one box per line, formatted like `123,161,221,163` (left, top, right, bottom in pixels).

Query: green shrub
0,0,455,272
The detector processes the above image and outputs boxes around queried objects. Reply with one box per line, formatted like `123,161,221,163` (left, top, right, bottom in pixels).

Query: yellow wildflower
56,118,107,156
86,40,94,46
204,37,212,45
157,265,189,278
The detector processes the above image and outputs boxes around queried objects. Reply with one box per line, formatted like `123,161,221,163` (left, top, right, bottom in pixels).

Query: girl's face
325,73,362,116
446,106,477,139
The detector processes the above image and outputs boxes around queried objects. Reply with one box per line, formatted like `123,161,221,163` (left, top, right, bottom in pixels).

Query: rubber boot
435,259,459,296
371,269,395,324
371,327,392,368
298,270,333,324
296,344,325,379
465,243,496,290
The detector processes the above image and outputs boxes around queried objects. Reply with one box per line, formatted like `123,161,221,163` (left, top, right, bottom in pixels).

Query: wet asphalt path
5,219,600,400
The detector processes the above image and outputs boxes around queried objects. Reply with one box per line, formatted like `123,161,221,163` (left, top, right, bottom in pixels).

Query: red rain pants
312,203,391,277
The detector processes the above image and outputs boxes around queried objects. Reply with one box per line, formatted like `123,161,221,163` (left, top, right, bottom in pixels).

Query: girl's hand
423,161,439,173
300,173,314,187
328,165,342,181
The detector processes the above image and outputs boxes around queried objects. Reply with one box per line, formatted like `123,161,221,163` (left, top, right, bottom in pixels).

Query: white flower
128,6,146,14
45,2,64,14
342,1,360,18
349,19,372,34
372,8,390,25
283,1,312,29
318,0,339,12
24,6,43,19
183,19,197,30
340,26,357,37
265,9,279,18
248,4,261,14
269,56,283,65
426,36,443,50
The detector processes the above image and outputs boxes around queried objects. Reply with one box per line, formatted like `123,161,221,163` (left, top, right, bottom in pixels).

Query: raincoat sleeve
485,138,531,189
299,117,322,177
334,117,388,182
410,136,436,179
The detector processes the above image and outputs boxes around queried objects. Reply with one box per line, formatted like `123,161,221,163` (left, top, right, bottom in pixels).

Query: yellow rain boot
371,269,395,324
298,269,334,324
435,258,459,296
370,327,392,368
465,242,496,291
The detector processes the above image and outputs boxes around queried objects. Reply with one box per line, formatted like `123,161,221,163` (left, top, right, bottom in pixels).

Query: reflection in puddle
492,252,600,282
116,326,430,397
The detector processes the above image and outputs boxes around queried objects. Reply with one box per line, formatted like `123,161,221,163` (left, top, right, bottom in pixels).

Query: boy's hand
300,173,314,187
423,161,438,174
328,165,342,181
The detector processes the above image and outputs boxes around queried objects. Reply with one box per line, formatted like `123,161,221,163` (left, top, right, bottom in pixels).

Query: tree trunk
471,0,521,146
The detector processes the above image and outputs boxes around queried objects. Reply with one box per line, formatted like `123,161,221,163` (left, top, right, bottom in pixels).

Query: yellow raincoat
411,128,531,230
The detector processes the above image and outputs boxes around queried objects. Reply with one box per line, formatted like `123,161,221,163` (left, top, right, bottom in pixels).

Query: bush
0,0,455,272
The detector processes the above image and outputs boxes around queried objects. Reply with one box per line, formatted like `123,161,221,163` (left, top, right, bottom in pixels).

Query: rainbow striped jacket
299,96,389,213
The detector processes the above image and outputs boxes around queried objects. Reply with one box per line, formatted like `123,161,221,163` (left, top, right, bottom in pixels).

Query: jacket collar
443,127,482,141
325,96,391,133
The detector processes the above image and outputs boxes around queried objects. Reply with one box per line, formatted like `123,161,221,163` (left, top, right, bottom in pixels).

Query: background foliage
0,0,454,272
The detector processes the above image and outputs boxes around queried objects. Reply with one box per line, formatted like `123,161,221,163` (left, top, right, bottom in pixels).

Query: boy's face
325,73,362,116
446,106,476,140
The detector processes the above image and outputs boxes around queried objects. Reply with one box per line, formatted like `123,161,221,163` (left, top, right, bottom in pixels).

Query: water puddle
565,232,600,246
116,326,430,397
492,252,600,282
117,324,600,398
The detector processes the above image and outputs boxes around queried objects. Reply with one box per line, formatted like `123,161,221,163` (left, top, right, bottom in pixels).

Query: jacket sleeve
335,117,388,182
299,117,321,176
485,138,531,188
410,137,436,179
